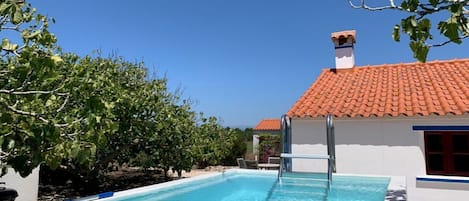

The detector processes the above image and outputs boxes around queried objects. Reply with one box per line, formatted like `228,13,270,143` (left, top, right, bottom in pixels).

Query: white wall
253,134,259,155
334,47,355,69
0,167,39,201
291,114,469,201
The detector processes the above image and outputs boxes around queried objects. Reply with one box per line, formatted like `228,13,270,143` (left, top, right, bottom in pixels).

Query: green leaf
392,25,401,42
410,17,417,27
70,143,80,158
0,3,10,13
429,0,438,7
104,101,115,109
11,6,23,25
418,18,431,31
438,21,462,44
409,41,429,62
51,55,63,64
1,38,18,51
45,154,61,170
400,1,407,10
403,0,419,12
45,99,53,107
7,139,15,149
449,3,463,14
95,115,102,122
90,143,97,154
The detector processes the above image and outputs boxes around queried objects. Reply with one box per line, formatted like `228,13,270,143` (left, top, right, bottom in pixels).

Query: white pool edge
98,169,406,201
99,171,223,201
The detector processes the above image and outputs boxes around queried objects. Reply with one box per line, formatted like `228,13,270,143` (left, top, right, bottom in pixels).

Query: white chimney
331,30,356,70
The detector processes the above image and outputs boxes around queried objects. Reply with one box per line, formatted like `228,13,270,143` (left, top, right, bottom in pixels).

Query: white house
286,30,469,201
252,119,281,157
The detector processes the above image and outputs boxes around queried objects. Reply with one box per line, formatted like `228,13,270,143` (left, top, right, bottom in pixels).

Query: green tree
0,0,86,177
221,128,247,166
192,117,236,168
348,0,468,62
0,0,243,185
48,55,198,185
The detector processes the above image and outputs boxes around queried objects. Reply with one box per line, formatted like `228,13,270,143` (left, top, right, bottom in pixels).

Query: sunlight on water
113,172,389,201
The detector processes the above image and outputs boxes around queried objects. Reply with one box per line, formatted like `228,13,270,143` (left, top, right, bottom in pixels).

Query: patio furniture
245,160,258,169
237,158,247,169
258,163,280,170
237,158,258,169
268,157,280,164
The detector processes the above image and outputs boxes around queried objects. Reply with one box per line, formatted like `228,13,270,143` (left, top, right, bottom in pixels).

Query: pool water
110,172,389,201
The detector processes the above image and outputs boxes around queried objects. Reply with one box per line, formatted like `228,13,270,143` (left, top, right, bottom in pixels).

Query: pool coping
97,169,406,201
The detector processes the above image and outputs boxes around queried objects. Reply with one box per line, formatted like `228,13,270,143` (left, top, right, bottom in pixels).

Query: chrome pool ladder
278,113,336,192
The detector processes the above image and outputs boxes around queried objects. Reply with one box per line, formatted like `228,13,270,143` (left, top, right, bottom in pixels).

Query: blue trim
412,125,469,131
66,192,114,201
417,177,469,184
98,192,114,199
334,45,353,49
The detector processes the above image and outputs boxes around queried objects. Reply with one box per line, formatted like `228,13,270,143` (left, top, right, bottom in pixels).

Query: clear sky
29,0,468,128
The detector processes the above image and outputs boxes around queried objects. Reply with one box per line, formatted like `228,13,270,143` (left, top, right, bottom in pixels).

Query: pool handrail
278,113,336,193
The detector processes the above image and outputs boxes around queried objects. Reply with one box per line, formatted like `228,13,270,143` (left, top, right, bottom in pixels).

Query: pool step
279,178,328,187
267,180,328,201
281,172,328,180
276,182,328,191
267,190,327,201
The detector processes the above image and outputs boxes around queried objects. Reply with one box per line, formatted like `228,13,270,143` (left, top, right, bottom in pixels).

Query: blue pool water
110,171,389,201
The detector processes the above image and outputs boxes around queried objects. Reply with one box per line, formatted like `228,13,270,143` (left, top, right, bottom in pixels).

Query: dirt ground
38,166,237,201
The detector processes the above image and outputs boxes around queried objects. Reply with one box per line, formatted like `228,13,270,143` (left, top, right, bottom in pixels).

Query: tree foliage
44,54,202,186
1,0,240,183
192,117,247,168
220,128,248,166
192,117,233,168
0,0,76,177
349,0,469,62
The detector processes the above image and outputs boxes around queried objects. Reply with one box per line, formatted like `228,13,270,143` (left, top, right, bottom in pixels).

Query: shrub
258,134,280,163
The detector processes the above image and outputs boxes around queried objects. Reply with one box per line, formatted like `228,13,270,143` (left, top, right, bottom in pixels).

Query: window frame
424,131,469,177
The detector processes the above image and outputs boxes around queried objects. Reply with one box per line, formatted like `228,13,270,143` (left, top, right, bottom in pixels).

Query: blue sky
30,0,468,128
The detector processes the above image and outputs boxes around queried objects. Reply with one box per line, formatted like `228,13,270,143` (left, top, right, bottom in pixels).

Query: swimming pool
103,170,390,201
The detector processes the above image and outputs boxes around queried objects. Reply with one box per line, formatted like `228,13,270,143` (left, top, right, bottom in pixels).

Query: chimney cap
331,30,356,43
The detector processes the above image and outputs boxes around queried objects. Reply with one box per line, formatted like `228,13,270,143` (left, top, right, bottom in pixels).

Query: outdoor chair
245,160,258,169
268,157,280,164
237,158,247,169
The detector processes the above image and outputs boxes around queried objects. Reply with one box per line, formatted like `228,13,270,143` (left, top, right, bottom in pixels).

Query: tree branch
5,103,50,123
56,118,84,128
348,0,401,11
60,131,84,140
348,0,466,15
0,88,66,95
428,35,469,47
0,26,19,31
0,150,12,161
55,94,69,113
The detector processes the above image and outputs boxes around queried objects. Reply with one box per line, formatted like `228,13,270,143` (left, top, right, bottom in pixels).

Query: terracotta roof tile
253,119,281,131
331,30,356,43
287,59,469,118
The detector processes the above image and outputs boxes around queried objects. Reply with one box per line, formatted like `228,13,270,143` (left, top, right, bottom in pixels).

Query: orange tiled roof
287,59,469,118
254,119,281,131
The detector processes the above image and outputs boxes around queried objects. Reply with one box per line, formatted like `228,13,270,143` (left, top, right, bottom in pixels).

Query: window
424,131,469,176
